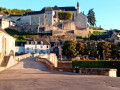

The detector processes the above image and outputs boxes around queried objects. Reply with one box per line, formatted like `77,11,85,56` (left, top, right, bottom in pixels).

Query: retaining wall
56,61,117,77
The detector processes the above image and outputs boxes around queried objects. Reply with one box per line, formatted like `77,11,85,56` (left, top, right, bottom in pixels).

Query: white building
25,38,50,54
0,18,15,29
0,27,15,66
15,42,25,54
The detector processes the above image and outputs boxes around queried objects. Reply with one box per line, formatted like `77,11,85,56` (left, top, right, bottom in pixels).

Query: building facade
0,18,14,29
15,2,87,33
25,38,50,54
0,27,15,65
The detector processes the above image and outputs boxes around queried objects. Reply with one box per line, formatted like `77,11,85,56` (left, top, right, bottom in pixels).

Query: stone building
8,15,22,25
16,2,87,33
111,32,120,40
0,27,15,67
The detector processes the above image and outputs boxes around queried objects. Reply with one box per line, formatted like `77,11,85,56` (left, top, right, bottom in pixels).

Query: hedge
72,61,120,69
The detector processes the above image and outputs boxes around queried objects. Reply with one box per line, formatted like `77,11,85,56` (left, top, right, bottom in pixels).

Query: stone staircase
0,56,10,67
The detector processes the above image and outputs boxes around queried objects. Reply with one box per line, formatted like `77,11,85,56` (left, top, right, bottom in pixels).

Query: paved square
0,57,120,90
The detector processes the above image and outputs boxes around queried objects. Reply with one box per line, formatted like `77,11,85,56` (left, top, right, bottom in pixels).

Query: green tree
62,40,78,59
26,9,32,13
58,11,73,30
87,8,96,26
97,42,111,59
76,42,88,56
111,43,119,58
58,11,73,20
0,6,33,15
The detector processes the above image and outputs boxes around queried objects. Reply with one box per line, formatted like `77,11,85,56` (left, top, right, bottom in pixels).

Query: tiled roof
26,38,50,45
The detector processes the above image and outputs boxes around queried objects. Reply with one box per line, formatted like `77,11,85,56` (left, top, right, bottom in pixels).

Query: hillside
0,7,33,15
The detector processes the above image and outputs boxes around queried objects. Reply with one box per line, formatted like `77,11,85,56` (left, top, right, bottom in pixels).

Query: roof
23,6,77,15
15,42,26,46
9,15,22,17
23,8,45,16
53,6,60,10
26,38,50,45
59,7,77,11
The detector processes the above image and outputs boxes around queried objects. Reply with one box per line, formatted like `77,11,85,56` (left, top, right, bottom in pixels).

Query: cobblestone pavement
0,57,120,90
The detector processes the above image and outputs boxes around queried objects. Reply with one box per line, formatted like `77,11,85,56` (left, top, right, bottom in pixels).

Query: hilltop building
9,2,87,33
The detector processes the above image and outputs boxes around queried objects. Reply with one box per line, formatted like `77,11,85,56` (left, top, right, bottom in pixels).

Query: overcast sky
0,0,120,30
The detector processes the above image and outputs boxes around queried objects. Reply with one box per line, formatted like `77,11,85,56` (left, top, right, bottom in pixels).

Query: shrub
72,61,120,69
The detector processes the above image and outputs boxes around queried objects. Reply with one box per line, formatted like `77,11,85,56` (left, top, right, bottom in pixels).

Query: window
41,45,43,48
27,48,29,50
47,45,49,48
32,41,35,44
35,49,37,53
41,50,43,53
29,41,31,44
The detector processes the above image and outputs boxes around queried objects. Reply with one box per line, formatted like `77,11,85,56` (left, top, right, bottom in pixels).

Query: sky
0,0,120,30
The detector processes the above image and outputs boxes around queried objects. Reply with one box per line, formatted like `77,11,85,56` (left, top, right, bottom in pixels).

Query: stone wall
15,53,32,61
52,30,65,36
15,53,40,61
79,68,117,77
36,58,55,70
6,56,17,68
38,53,58,67
75,13,87,29
19,25,38,33
74,28,106,38
58,61,72,68
55,61,117,77
63,21,76,30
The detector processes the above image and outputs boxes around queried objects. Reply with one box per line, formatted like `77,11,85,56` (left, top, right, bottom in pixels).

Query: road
0,57,120,90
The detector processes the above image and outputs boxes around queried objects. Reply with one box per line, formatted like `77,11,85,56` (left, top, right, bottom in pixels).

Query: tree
58,11,73,29
26,9,32,13
97,42,111,59
0,6,33,15
111,43,119,58
58,11,73,20
76,42,88,56
62,40,78,59
87,8,96,26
